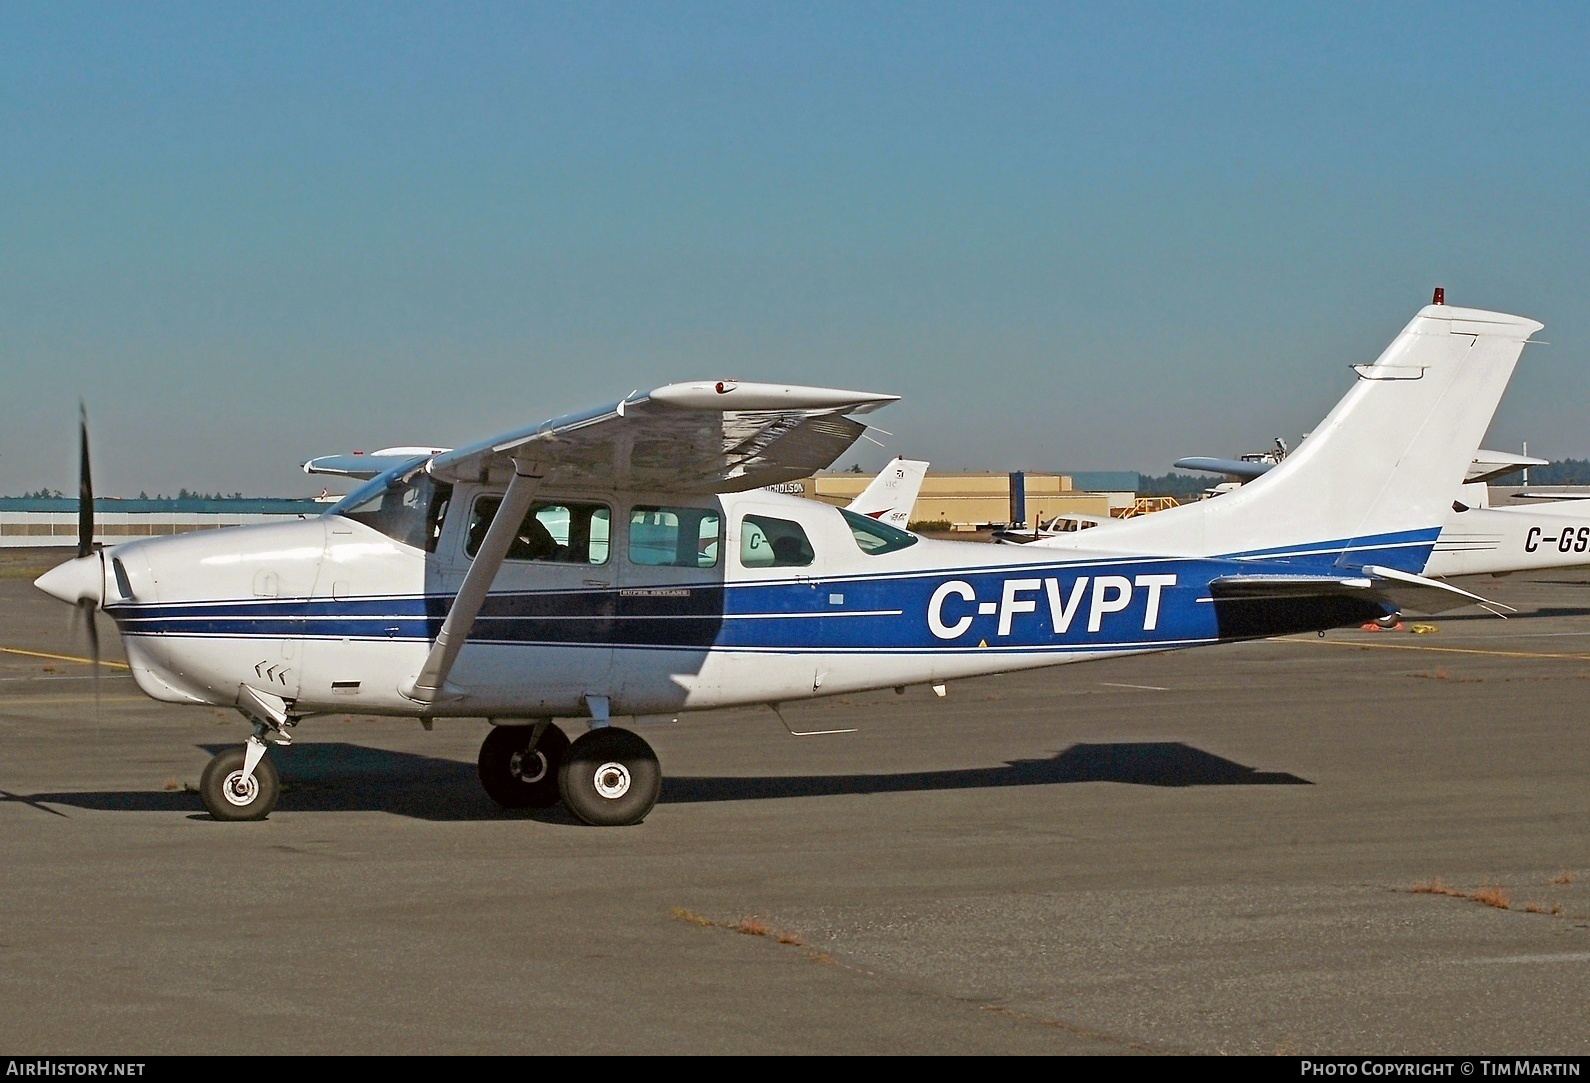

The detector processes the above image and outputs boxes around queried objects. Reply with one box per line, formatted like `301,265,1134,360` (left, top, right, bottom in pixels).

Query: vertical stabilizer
845,457,929,529
1037,303,1542,571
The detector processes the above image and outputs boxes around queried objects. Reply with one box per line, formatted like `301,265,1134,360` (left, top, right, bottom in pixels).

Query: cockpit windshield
840,507,919,555
326,460,453,551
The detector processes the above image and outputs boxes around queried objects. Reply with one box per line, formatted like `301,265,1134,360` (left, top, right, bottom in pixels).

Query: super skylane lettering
928,574,1178,640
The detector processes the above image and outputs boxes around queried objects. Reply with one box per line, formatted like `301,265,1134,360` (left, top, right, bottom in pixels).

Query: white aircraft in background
35,300,1541,827
1167,431,1590,579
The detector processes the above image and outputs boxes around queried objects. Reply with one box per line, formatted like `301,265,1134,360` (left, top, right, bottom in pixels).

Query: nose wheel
558,727,660,827
199,741,281,821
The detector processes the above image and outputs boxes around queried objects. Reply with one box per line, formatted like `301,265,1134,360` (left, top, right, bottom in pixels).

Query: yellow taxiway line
0,647,130,670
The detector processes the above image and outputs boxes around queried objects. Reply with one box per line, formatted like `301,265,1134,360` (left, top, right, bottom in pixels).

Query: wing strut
403,458,543,705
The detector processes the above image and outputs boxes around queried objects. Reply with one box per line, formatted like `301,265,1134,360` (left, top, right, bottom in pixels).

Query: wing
426,380,898,493
402,381,896,705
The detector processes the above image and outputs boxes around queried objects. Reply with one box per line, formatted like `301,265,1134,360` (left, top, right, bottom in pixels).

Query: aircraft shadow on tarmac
2,740,1307,822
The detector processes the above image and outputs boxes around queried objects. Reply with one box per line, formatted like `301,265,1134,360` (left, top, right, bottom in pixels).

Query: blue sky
4,2,1588,496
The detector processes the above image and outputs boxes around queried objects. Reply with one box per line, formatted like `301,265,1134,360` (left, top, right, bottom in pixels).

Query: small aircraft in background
35,297,1542,827
991,512,1111,545
1161,434,1590,580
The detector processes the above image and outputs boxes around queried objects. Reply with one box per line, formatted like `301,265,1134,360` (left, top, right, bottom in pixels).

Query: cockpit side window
839,508,919,555
739,514,814,568
329,466,453,552
466,497,611,564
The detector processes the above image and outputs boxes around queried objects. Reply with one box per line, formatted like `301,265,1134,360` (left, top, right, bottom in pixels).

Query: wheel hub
222,771,259,807
511,749,549,785
593,761,631,799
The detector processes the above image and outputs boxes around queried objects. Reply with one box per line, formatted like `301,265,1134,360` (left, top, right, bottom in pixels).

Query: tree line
11,489,254,501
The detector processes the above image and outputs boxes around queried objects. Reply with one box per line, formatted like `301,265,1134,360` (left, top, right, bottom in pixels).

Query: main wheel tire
558,727,660,827
478,724,570,809
199,747,280,822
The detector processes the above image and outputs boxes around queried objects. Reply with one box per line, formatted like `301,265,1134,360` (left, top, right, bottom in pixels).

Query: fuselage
73,483,1390,722
1423,500,1590,578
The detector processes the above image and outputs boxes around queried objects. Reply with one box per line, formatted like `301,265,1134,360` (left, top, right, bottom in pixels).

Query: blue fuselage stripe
104,531,1428,653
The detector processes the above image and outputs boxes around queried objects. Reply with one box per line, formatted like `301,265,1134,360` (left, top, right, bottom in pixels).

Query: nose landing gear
199,737,282,821
199,711,294,821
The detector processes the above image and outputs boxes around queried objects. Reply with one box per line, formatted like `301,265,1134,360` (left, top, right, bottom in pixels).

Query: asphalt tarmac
2,550,1586,1055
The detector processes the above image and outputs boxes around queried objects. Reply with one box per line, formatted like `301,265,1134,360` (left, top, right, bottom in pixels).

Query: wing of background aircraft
1171,456,1273,481
844,456,929,528
1175,448,1547,487
303,446,453,480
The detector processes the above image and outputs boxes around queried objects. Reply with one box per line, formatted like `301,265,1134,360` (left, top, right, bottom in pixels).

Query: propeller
73,401,101,678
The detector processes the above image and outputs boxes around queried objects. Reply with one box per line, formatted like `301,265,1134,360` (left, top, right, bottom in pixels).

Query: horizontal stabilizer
1209,573,1374,599
1360,564,1514,616
1210,565,1510,617
1467,449,1548,485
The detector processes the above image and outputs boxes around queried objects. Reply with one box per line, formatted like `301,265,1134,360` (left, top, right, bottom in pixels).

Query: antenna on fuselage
767,703,857,737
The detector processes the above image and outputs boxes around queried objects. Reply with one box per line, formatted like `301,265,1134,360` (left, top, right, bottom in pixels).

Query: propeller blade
79,596,101,689
78,401,94,560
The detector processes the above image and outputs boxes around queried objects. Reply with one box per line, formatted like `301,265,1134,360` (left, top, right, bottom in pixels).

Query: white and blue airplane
34,299,1542,826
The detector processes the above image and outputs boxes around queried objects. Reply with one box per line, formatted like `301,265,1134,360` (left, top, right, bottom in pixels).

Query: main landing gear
477,722,660,827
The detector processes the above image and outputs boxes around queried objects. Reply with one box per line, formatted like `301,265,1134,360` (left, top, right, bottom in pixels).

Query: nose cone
35,554,103,607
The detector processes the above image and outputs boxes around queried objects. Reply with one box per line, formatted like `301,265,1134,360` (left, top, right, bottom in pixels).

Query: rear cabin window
467,497,610,564
739,514,814,568
628,506,722,568
840,508,919,555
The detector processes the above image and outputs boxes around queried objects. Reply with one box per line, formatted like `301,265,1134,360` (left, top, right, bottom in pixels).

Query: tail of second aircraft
1046,299,1543,572
845,457,929,529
